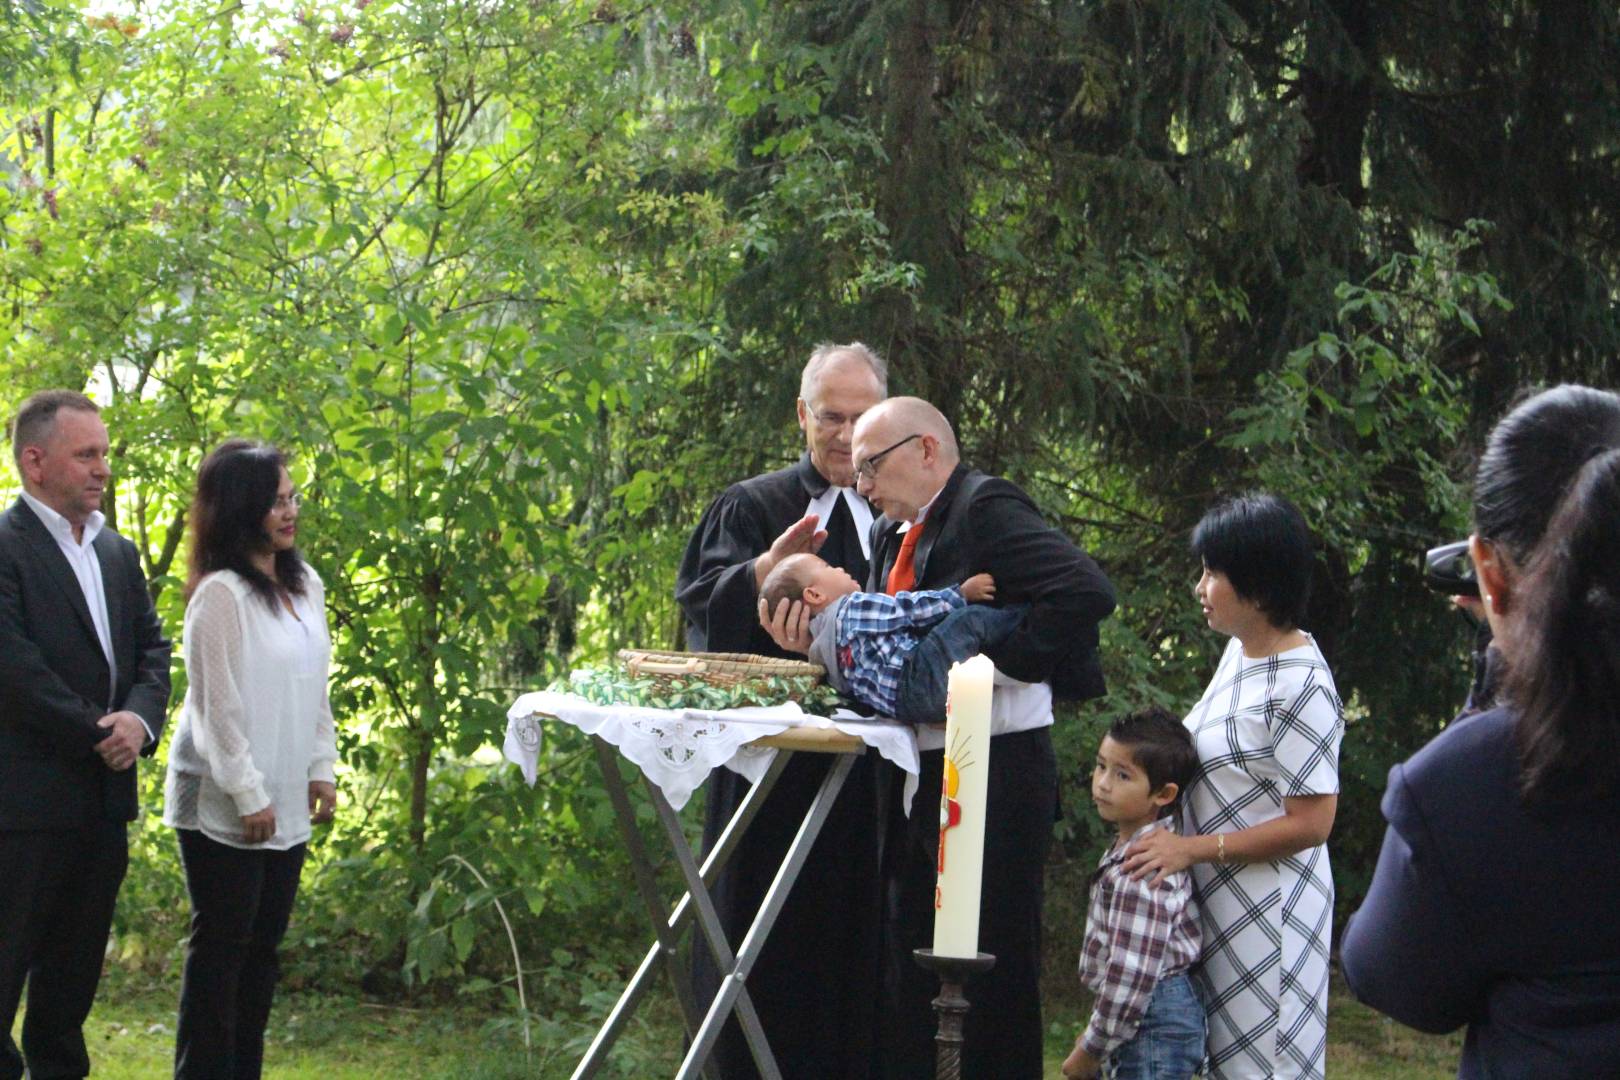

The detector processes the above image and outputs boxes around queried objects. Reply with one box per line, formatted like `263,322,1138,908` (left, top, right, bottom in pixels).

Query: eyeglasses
272,492,302,512
802,401,864,431
854,433,922,482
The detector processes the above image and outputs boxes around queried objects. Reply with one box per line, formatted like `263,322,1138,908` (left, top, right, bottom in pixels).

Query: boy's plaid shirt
831,586,965,717
1078,819,1203,1059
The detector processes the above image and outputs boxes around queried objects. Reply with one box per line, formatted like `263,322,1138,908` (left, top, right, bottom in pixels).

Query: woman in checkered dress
1126,495,1343,1079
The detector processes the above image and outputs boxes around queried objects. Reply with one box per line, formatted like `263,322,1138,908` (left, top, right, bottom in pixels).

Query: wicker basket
616,649,825,688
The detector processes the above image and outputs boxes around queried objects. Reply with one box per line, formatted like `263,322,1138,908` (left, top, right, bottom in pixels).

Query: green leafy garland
557,666,841,717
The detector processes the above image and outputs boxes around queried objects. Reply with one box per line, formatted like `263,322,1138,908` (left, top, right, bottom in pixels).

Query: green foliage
1216,223,1511,915
563,664,840,714
1225,222,1510,545
5,0,1620,1021
3,0,734,998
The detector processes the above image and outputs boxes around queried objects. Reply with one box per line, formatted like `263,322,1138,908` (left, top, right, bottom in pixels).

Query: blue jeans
1106,972,1207,1080
893,605,1024,724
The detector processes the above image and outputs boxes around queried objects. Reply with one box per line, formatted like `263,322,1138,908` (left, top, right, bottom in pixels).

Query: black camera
1423,540,1479,597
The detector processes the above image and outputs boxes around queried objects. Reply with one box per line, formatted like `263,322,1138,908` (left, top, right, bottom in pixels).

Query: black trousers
0,821,128,1080
878,727,1057,1080
174,829,306,1080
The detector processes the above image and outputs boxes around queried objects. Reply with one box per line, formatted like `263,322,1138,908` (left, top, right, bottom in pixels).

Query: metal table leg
673,750,860,1080
570,739,797,1080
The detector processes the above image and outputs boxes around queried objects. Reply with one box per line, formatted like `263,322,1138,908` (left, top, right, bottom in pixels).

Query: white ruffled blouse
163,565,337,850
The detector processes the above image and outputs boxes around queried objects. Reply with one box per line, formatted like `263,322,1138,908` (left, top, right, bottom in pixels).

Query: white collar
21,490,104,549
898,483,947,533
804,485,875,561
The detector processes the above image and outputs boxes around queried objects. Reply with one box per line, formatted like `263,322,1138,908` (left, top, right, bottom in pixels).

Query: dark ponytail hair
1473,384,1620,563
1503,449,1620,803
1472,384,1620,803
185,439,307,610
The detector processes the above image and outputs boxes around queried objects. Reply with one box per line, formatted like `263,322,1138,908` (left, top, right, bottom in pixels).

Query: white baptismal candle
932,653,994,958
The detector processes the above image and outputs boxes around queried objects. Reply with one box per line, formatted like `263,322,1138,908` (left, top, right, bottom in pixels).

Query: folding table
507,707,872,1080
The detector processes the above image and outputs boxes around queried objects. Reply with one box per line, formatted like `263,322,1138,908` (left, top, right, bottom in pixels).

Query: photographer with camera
1423,539,1501,717
1342,385,1620,1074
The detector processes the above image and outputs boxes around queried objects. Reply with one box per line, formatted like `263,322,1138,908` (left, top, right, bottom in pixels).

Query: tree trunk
874,0,965,406
408,570,443,854
408,735,432,853
1297,0,1379,208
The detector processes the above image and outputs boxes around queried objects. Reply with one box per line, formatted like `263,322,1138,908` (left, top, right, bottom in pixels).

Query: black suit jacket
0,497,171,829
867,465,1115,700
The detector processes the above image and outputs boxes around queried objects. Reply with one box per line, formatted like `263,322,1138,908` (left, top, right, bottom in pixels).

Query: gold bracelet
1217,833,1227,865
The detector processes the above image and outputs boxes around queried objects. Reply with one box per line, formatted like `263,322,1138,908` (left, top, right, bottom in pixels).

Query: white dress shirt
21,490,115,672
21,490,155,744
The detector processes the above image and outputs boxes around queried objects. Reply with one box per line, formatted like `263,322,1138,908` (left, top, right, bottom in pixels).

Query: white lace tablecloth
505,690,920,814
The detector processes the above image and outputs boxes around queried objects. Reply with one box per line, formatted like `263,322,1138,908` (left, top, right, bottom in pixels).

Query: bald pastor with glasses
674,342,889,1079
771,396,1117,1080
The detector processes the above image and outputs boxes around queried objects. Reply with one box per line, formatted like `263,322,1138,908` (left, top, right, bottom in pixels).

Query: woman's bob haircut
1191,493,1314,630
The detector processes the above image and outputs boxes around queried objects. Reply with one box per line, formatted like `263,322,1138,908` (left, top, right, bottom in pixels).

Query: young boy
1063,706,1205,1080
758,552,1021,723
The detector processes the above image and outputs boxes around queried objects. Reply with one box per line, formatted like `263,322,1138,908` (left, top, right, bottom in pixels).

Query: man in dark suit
851,396,1116,1079
0,390,171,1080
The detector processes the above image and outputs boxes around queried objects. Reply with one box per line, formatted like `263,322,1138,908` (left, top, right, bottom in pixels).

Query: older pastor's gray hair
799,342,888,403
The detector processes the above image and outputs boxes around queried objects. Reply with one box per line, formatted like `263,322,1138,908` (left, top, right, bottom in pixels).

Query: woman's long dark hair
185,439,306,609
1503,449,1620,803
1473,385,1620,803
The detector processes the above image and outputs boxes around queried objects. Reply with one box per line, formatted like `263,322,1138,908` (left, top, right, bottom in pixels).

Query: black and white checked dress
1181,636,1343,1079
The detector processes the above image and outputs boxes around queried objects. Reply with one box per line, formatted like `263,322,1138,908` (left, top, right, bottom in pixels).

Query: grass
22,986,539,1079
14,966,664,1080
1041,973,1463,1078
1318,981,1466,1079
19,966,1462,1079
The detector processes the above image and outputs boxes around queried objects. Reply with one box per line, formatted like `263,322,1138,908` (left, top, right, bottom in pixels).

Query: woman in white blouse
162,440,337,1079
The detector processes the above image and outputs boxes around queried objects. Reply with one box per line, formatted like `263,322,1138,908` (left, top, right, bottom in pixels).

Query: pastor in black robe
674,452,882,1079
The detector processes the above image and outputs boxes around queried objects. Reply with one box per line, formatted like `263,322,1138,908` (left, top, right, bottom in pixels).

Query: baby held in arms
759,552,1022,723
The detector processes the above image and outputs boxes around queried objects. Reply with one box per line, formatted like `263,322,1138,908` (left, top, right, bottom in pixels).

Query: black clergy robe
675,453,882,1079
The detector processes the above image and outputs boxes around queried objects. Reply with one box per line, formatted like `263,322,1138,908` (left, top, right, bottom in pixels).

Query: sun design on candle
937,727,975,879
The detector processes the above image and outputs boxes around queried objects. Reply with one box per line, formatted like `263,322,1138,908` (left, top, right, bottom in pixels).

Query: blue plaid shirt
828,587,966,716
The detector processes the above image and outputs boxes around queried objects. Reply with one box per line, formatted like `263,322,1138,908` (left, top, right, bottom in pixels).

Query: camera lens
1423,540,1479,597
